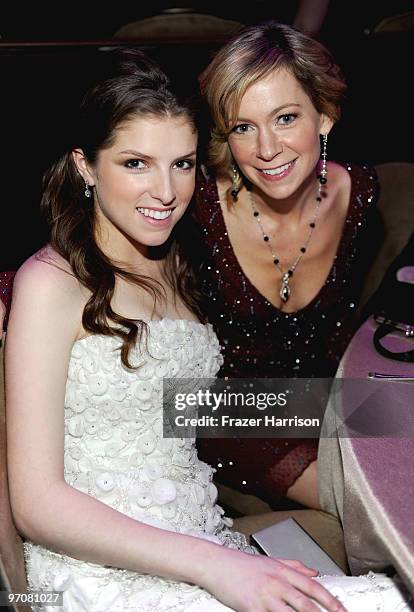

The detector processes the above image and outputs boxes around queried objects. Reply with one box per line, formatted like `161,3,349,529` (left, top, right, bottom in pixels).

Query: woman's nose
256,130,283,162
150,171,176,206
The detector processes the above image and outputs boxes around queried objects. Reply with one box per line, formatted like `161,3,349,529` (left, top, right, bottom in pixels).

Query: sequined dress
194,163,379,504
23,319,257,612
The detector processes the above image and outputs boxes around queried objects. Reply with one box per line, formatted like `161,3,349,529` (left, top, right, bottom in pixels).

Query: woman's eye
277,113,297,126
232,123,253,135
174,159,195,171
124,159,146,169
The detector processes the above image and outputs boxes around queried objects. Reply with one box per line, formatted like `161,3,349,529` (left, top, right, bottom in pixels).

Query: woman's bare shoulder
325,162,352,214
17,245,71,278
13,246,88,311
328,161,351,192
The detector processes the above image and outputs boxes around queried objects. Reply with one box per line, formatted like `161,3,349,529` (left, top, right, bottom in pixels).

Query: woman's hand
199,546,346,611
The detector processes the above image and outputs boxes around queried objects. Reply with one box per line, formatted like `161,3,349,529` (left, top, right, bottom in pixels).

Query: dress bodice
63,319,228,536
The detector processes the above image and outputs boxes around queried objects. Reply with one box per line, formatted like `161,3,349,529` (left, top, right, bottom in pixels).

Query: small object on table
368,371,414,381
251,517,345,576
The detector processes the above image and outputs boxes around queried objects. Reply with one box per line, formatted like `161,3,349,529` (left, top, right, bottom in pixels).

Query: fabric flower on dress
109,383,128,402
151,478,177,504
67,415,84,438
95,472,115,493
131,483,153,508
135,431,157,455
143,458,165,481
134,381,153,402
87,374,108,396
135,362,155,381
97,424,112,441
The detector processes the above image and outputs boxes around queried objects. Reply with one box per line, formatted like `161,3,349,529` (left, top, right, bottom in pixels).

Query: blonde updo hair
199,21,346,189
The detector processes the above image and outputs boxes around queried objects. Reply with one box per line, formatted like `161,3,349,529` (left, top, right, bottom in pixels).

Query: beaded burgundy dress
194,163,379,506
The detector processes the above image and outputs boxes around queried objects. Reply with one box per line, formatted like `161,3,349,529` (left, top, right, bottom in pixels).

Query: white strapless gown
24,320,411,611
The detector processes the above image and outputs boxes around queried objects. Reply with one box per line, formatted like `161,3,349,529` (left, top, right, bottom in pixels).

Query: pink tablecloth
319,316,414,594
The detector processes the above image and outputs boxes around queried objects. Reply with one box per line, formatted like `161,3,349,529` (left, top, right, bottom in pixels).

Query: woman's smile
135,206,175,227
256,159,297,181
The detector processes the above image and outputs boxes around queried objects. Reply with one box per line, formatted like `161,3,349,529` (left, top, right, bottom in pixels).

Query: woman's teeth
136,208,172,219
261,162,292,176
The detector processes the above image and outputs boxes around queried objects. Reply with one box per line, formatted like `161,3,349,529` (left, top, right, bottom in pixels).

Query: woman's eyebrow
118,149,153,158
117,149,197,159
236,103,301,122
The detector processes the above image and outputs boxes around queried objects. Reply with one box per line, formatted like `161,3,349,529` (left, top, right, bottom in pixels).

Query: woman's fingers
266,600,291,611
274,563,346,611
276,557,318,576
280,587,322,611
287,569,346,612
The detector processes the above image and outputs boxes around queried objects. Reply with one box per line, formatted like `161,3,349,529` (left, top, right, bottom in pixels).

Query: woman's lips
135,207,175,227
256,159,296,181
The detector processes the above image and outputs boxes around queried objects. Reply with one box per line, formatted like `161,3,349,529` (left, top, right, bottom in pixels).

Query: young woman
195,21,379,509
5,48,344,611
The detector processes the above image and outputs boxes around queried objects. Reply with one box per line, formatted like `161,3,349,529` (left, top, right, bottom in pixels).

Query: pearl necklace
248,173,326,304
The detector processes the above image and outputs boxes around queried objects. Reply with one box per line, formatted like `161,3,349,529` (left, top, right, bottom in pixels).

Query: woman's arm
5,256,343,611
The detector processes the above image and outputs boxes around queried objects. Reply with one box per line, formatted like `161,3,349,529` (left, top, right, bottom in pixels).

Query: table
318,316,414,594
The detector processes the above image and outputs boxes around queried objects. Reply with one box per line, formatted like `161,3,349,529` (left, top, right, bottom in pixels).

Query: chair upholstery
0,555,19,611
360,162,414,307
1,271,28,610
0,338,28,606
113,9,244,42
372,11,414,33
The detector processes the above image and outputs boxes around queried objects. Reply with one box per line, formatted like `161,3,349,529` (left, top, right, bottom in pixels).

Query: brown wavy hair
40,48,203,368
199,21,347,195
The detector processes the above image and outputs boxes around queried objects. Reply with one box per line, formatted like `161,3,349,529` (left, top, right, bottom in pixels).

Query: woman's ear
320,114,334,137
72,149,95,187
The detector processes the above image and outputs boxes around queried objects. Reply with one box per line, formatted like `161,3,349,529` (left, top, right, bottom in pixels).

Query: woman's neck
250,168,319,224
94,226,168,275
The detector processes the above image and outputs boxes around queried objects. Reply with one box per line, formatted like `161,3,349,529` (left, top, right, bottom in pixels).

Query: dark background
1,1,413,271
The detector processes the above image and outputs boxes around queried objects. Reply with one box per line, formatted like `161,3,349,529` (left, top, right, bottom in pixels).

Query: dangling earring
318,134,328,185
84,179,92,198
230,164,240,202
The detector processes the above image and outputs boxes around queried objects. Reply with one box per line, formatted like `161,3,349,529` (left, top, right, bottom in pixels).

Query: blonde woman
195,21,379,509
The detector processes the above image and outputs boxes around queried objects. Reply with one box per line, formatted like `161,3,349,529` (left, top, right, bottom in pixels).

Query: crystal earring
230,164,240,202
84,180,92,198
318,134,328,185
